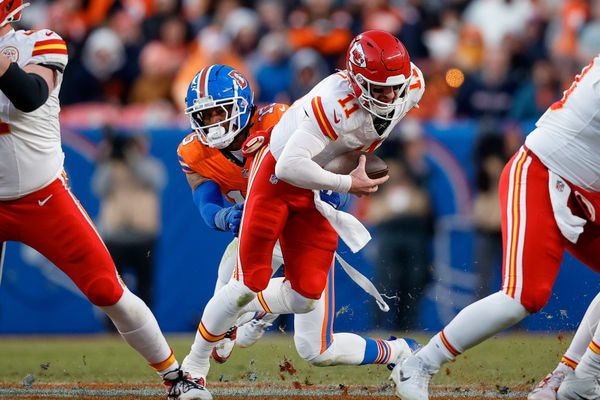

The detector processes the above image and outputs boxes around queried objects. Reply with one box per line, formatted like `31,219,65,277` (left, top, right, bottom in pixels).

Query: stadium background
1,0,600,335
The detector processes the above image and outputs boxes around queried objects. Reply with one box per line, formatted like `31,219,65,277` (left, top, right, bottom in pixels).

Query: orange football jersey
177,103,288,204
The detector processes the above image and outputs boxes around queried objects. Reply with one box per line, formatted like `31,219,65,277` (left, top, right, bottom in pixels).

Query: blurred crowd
16,0,600,123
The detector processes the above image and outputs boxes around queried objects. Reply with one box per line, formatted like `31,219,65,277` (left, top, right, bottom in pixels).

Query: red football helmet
346,30,412,120
0,0,29,28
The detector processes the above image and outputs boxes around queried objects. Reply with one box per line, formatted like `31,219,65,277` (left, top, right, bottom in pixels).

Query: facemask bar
185,81,249,149
352,72,412,121
0,1,29,28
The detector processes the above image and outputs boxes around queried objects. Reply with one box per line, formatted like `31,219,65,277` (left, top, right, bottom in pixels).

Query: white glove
548,171,586,243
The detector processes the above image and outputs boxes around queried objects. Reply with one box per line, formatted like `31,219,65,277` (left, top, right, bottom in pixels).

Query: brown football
323,150,389,179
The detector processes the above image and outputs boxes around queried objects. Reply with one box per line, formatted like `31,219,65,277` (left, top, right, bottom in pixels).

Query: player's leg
0,241,5,286
239,201,338,318
214,238,238,294
555,224,600,399
182,149,286,380
215,238,281,349
16,178,209,398
393,148,566,400
529,291,600,400
235,242,284,348
293,261,418,367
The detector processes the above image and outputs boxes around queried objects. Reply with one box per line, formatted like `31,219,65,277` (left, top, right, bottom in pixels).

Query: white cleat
211,326,236,364
390,355,433,400
557,373,600,400
163,369,212,400
387,336,423,370
236,315,276,348
529,366,572,400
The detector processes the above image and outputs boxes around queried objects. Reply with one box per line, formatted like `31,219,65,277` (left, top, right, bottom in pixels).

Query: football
323,150,389,179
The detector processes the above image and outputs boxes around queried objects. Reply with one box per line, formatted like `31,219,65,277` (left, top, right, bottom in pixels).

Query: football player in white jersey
0,2,208,399
177,30,425,398
392,56,600,400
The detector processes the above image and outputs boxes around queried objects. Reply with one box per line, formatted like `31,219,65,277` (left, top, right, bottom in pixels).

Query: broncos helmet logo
228,70,248,90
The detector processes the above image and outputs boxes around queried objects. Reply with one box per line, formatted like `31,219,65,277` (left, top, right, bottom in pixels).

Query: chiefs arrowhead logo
2,46,18,62
349,42,366,68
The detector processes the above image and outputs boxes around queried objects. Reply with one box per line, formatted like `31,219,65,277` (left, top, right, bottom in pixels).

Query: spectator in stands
455,47,517,119
252,32,292,104
288,47,329,101
222,7,260,58
129,15,190,106
92,127,166,310
510,58,561,121
60,26,128,105
577,0,600,66
171,25,252,110
361,119,433,331
287,0,353,67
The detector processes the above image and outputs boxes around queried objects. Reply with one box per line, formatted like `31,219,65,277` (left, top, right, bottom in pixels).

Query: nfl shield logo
556,180,565,192
269,174,279,184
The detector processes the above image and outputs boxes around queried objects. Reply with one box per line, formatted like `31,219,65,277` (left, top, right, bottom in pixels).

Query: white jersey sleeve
27,29,68,72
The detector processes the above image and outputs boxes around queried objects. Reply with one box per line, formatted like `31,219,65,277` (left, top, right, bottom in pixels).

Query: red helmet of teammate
346,30,413,120
0,0,29,28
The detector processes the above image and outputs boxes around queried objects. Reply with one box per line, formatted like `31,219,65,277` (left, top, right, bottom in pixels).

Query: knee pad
222,279,257,308
294,333,324,363
286,286,318,314
84,275,124,307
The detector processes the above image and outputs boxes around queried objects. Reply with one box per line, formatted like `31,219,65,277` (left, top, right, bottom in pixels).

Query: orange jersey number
550,60,594,111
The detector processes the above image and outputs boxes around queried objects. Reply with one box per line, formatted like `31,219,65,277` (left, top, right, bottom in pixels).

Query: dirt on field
0,382,533,399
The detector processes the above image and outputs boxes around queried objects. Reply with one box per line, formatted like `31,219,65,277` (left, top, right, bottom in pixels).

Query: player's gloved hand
319,190,350,210
214,203,244,235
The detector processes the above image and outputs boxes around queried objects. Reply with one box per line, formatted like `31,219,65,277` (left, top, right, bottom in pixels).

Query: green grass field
0,331,571,389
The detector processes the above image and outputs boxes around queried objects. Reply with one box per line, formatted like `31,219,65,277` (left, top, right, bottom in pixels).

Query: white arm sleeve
275,119,353,193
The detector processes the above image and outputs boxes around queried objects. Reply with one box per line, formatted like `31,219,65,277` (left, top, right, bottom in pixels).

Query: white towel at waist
313,190,371,253
548,170,586,243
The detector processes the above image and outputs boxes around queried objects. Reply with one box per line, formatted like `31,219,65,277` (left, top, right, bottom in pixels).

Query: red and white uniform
0,29,124,306
237,66,424,298
501,55,600,312
0,29,67,199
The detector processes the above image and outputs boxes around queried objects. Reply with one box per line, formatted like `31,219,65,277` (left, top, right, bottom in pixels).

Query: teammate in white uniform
177,30,425,399
0,2,207,399
392,55,600,400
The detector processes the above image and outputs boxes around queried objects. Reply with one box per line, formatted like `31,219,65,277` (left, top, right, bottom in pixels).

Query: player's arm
0,55,55,112
187,172,243,235
275,119,388,195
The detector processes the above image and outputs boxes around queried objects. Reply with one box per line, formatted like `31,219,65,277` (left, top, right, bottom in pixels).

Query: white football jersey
270,64,425,165
0,28,68,199
526,55,600,191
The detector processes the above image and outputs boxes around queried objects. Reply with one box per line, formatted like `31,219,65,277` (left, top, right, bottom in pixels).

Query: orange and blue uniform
177,103,288,204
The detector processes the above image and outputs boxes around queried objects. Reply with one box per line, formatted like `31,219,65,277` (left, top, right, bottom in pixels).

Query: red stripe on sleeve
310,97,338,141
32,48,68,57
34,39,66,47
